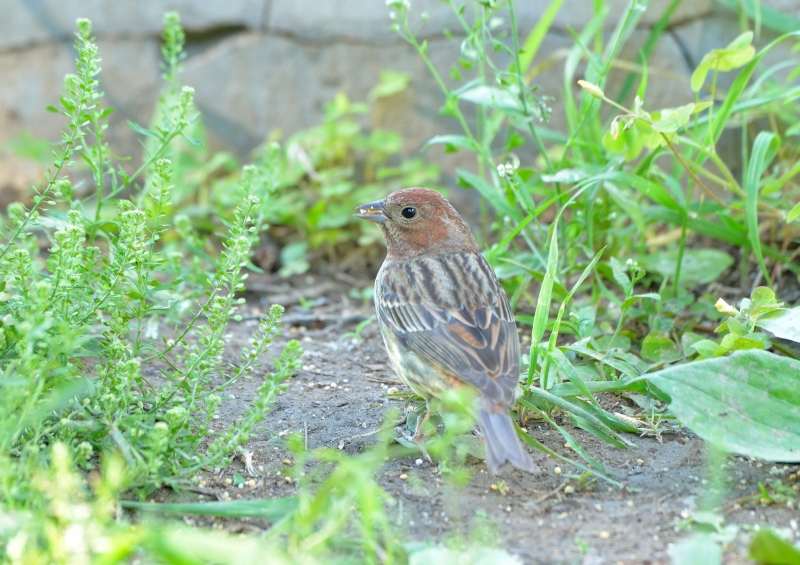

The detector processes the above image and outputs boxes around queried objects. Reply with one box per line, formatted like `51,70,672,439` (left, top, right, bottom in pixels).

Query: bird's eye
401,207,417,219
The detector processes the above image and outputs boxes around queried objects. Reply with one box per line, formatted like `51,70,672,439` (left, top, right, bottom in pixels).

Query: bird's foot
400,428,433,464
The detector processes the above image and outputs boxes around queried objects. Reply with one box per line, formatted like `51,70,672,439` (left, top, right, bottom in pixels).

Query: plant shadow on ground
145,271,799,565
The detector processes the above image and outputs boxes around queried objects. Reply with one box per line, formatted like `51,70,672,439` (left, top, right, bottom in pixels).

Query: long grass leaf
517,401,621,485
519,0,567,73
744,132,779,286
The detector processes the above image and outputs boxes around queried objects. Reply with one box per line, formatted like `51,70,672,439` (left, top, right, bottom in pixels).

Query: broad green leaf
651,103,696,132
690,31,756,92
692,339,719,358
602,124,645,160
641,331,681,364
637,248,734,287
718,332,768,352
750,286,779,314
681,332,703,355
712,31,800,143
757,308,800,344
749,529,800,564
646,350,800,461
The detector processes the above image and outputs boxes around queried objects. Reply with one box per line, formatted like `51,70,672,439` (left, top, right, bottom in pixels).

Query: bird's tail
478,402,535,474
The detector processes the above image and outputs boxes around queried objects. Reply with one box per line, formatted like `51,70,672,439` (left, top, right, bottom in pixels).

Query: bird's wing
376,252,520,406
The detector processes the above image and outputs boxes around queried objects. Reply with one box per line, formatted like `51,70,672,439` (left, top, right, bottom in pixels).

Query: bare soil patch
149,273,800,565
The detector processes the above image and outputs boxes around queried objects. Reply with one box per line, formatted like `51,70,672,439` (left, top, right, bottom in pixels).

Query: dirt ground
152,273,800,565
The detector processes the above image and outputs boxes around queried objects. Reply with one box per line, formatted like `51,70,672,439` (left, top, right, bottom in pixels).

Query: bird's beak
354,200,388,223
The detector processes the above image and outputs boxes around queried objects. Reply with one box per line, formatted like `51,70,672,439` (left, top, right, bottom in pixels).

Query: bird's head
355,187,477,259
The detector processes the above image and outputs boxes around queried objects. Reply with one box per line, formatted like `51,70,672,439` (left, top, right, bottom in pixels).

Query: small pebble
599,531,610,539
415,459,423,466
636,459,644,465
400,473,408,480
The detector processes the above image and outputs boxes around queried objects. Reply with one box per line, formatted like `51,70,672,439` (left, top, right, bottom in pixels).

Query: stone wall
0,0,796,200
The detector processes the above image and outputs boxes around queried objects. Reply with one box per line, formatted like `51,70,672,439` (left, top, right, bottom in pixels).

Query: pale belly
378,321,462,401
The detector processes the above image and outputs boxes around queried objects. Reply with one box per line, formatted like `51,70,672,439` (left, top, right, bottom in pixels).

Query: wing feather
376,252,519,407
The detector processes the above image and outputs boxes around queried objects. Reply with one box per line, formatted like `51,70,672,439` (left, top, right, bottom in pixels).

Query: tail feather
478,404,535,474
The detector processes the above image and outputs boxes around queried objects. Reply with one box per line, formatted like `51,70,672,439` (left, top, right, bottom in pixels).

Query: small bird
355,187,534,474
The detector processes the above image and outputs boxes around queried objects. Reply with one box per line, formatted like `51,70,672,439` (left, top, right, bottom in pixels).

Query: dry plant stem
660,134,731,211
532,480,570,504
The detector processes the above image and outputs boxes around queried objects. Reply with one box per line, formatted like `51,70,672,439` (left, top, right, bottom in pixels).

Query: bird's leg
400,401,433,464
412,406,432,442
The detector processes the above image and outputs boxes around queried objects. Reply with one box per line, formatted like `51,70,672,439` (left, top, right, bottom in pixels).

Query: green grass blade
617,0,680,103
529,221,559,387
744,131,779,286
457,169,518,218
527,386,633,446
519,0,566,73
549,380,648,396
562,8,609,134
517,400,621,483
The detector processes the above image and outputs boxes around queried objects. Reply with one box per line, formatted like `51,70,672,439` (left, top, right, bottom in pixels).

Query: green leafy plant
0,13,309,563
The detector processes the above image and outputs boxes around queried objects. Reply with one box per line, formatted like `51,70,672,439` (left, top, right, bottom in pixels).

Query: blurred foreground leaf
750,529,800,565
123,497,298,521
409,546,523,565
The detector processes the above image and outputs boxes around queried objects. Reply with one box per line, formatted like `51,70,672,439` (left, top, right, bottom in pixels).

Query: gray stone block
266,0,713,43
1,0,267,51
0,37,162,187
